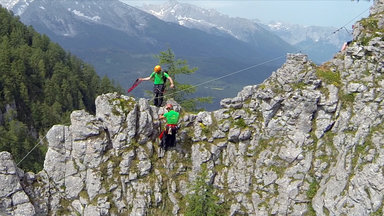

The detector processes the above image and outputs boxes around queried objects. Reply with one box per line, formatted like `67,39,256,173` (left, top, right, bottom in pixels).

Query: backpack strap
162,71,168,84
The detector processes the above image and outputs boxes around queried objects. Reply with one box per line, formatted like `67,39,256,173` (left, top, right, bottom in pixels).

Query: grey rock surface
1,1,384,215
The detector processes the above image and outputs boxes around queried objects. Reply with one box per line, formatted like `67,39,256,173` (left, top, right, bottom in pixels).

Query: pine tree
155,48,212,111
185,166,226,216
0,6,123,172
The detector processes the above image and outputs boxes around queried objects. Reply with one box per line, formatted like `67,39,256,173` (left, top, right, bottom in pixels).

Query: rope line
158,55,286,100
331,6,370,35
16,135,47,166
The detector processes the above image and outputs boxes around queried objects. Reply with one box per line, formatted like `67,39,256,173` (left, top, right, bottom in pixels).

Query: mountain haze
139,0,293,53
0,0,294,110
138,0,353,64
262,21,353,63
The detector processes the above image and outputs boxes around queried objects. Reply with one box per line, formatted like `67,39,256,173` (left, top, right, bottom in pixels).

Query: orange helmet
154,65,161,73
166,104,173,110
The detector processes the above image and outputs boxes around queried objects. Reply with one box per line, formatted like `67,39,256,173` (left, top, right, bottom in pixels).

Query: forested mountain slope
1,0,384,215
0,6,121,172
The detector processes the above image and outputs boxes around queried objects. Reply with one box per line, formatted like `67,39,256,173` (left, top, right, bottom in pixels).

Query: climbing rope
332,7,370,35
159,55,286,100
16,135,47,166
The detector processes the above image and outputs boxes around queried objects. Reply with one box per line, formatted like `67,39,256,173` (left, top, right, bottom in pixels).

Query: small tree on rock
155,48,211,111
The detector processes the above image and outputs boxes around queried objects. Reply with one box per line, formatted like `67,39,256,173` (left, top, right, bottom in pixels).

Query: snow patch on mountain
175,15,237,38
0,0,20,9
0,0,34,15
147,9,164,18
69,8,101,22
267,22,291,31
139,1,276,44
177,15,210,26
263,21,351,46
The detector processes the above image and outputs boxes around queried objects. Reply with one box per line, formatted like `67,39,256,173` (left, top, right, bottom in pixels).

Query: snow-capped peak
140,0,255,40
0,0,35,15
0,0,20,9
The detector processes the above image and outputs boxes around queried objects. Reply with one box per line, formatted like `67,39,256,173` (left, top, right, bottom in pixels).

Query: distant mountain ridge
0,0,294,110
264,21,351,46
261,21,353,63
139,0,293,52
139,0,352,63
1,0,292,61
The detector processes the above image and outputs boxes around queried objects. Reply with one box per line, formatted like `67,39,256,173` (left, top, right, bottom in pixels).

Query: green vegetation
359,16,384,46
351,124,381,172
305,179,319,216
258,83,267,90
306,180,319,199
155,48,212,111
0,7,122,172
360,17,379,33
79,190,89,201
271,82,285,94
200,123,211,136
340,91,356,109
317,132,338,170
306,205,316,216
254,138,272,156
185,165,226,216
57,198,72,215
233,118,247,129
315,66,341,87
351,143,368,171
371,203,383,216
110,97,135,116
269,164,285,179
291,82,307,90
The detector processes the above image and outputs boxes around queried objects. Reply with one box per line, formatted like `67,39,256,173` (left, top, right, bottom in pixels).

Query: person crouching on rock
159,104,179,150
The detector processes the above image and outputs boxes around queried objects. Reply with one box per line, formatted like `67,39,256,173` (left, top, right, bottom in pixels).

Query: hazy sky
122,0,374,27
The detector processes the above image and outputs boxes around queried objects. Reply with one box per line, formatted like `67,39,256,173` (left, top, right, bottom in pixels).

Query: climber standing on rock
159,104,179,150
139,65,174,107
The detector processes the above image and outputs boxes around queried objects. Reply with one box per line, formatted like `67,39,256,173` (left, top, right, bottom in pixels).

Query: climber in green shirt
159,104,179,150
139,65,174,107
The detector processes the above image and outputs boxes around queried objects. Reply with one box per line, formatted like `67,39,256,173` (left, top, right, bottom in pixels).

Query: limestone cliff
1,0,384,215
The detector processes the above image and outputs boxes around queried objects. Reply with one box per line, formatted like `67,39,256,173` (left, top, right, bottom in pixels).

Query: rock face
1,1,384,215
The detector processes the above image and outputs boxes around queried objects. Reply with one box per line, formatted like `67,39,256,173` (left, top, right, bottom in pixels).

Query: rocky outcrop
1,0,384,215
0,152,35,216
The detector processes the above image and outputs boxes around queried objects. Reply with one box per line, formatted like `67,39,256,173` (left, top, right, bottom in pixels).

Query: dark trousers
160,125,177,150
153,84,165,107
